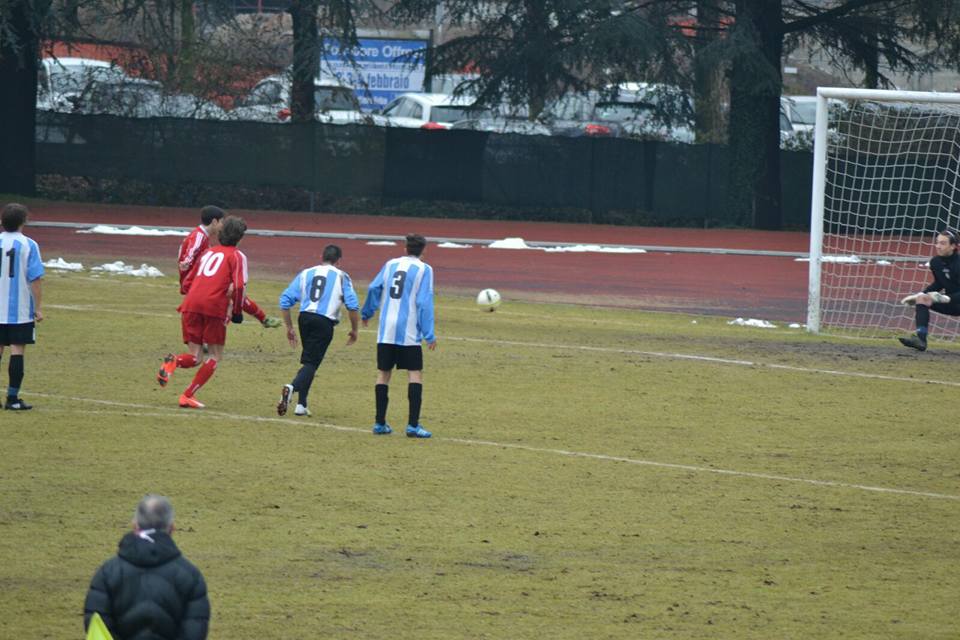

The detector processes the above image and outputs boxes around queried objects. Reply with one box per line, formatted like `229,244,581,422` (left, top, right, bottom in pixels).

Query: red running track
25,200,811,321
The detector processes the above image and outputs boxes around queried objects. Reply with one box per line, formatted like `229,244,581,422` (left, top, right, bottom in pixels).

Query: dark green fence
36,112,816,228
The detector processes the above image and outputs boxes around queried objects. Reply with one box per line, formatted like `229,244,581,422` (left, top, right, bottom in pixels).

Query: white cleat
294,404,311,417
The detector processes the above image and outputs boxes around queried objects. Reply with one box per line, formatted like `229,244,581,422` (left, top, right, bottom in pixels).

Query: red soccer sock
176,353,199,368
183,358,217,397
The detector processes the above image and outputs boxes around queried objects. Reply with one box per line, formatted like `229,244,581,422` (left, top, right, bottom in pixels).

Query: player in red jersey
179,205,280,329
157,216,258,408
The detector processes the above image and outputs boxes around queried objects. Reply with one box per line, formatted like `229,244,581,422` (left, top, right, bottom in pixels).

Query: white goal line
38,398,960,502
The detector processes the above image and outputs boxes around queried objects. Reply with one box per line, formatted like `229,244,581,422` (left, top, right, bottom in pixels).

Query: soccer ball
476,288,501,312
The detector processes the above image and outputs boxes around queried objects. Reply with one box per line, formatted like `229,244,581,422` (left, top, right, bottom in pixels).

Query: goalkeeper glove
901,293,922,306
930,291,952,304
261,316,282,328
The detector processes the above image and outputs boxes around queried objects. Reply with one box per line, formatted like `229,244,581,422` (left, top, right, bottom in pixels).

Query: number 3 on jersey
390,270,406,299
197,251,224,277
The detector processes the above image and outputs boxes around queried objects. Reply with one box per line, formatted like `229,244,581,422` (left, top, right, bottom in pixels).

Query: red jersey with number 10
178,246,248,319
178,225,211,294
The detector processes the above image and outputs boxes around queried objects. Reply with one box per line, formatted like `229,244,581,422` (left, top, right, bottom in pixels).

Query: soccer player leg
900,302,932,351
163,314,204,386
5,340,30,411
400,347,429,438
373,344,396,434
179,318,225,408
291,314,332,414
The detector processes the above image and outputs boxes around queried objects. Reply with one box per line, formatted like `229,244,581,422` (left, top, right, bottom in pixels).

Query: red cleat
157,354,176,387
178,394,205,409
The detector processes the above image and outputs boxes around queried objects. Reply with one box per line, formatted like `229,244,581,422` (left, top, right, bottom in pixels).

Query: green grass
1,270,958,639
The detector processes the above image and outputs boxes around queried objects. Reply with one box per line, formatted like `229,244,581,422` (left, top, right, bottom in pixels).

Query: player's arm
342,273,360,345
179,233,204,272
229,253,247,323
416,267,436,349
279,274,302,347
27,240,44,322
360,266,386,326
30,279,43,322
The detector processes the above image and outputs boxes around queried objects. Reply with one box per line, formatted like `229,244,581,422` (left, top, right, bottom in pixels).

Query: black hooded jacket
83,530,210,640
924,252,960,299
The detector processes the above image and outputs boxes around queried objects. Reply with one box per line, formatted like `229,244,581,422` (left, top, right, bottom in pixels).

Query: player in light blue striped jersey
276,244,359,417
0,203,45,410
361,233,437,438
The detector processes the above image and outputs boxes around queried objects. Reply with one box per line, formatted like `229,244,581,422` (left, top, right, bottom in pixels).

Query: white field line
48,303,960,388
443,335,960,388
49,304,176,318
39,397,960,502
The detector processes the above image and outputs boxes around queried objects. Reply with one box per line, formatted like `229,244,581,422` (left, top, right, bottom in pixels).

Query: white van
38,57,126,112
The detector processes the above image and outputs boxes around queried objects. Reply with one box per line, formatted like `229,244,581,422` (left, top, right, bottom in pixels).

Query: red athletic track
26,200,811,321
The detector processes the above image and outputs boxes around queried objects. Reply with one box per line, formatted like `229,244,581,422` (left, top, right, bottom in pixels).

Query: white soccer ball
476,288,501,312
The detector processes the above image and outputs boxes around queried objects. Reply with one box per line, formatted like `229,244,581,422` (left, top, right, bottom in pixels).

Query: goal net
807,87,960,337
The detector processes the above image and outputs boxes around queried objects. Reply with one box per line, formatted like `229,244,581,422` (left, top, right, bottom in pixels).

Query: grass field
1,269,959,639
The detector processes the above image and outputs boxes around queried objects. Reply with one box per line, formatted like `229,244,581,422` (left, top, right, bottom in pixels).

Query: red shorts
181,311,227,346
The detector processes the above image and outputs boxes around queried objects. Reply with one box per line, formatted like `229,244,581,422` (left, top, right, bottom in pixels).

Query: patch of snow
91,261,164,277
544,244,647,254
366,241,397,246
875,260,892,266
437,242,473,249
44,257,83,271
487,237,534,250
728,317,777,329
795,255,862,263
78,225,187,237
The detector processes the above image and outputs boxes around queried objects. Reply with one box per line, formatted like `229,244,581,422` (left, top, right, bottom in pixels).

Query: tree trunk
863,24,879,89
727,0,783,229
290,0,320,123
524,0,548,120
693,0,725,144
0,0,39,196
176,0,196,91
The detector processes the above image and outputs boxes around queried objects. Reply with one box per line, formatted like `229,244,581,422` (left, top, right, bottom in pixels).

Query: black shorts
931,301,960,317
0,322,35,346
377,343,423,371
298,312,334,367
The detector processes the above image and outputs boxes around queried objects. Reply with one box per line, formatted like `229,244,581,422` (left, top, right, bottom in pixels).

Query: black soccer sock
8,355,24,398
916,305,930,335
292,364,317,406
375,384,389,425
408,383,423,427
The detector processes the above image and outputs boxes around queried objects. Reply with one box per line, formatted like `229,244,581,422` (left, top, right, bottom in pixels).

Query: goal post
807,87,960,337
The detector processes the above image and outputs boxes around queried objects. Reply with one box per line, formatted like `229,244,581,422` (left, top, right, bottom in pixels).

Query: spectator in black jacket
84,495,210,640
899,229,960,352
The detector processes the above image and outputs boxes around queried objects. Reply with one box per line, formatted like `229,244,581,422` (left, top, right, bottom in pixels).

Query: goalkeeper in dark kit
899,229,960,351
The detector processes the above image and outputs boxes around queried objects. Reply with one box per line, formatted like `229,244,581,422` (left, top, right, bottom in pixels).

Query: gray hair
134,494,175,532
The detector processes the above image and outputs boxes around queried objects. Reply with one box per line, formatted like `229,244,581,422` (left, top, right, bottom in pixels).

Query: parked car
540,92,615,137
449,117,551,136
591,83,696,142
37,57,126,112
781,96,817,133
230,74,376,124
74,78,226,120
380,93,492,129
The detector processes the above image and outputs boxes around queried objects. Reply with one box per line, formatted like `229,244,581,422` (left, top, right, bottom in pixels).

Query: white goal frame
807,86,960,334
